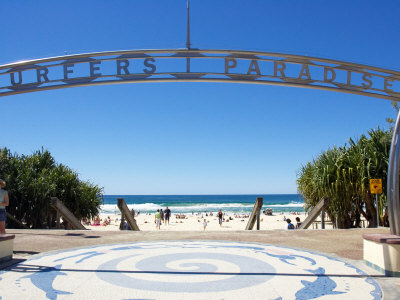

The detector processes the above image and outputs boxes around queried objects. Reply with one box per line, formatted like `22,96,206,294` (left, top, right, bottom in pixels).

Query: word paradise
1,51,399,99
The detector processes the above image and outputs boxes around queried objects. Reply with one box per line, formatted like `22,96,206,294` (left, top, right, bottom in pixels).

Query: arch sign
0,49,399,100
1,48,400,236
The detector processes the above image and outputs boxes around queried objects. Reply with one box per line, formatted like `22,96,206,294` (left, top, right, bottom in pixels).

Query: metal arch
1,49,400,100
1,48,400,73
1,48,400,235
388,110,400,235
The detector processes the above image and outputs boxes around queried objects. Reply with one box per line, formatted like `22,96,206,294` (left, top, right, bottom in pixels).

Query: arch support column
388,110,400,236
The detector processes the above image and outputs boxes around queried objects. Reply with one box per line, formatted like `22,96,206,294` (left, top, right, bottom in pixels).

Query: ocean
101,194,304,215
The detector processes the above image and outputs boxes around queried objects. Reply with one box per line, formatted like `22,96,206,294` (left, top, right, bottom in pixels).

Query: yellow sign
370,179,382,194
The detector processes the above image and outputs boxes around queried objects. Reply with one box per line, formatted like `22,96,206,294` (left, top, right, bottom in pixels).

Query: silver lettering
298,64,311,80
36,67,49,83
224,58,237,73
10,71,23,85
117,60,130,75
273,62,286,78
63,64,74,79
346,71,352,86
361,73,373,89
90,61,102,77
143,58,156,74
384,78,394,93
247,60,260,75
324,67,336,82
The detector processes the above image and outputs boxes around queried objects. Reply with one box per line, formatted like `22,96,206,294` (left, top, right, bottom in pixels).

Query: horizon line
103,193,301,196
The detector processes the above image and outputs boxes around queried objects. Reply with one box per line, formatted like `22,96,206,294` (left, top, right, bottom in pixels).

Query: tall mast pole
186,0,191,50
186,0,191,72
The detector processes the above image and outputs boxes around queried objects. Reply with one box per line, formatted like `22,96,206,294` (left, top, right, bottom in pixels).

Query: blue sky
1,0,399,195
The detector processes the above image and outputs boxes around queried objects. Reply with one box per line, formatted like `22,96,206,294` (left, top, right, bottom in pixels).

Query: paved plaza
0,240,383,299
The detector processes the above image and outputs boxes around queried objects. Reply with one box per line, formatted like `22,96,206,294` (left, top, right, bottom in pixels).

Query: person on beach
0,179,9,234
93,216,101,226
286,218,295,230
164,207,171,225
217,209,223,227
155,209,161,230
203,219,207,230
160,209,164,223
295,217,302,229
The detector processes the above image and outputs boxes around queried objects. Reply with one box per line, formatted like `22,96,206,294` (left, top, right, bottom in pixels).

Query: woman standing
0,179,9,234
217,209,223,227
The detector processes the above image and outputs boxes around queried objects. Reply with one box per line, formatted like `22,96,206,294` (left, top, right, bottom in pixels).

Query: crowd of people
81,215,113,226
152,208,303,230
153,208,228,230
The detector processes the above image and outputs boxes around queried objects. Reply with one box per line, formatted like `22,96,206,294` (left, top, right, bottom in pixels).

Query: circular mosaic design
0,241,381,299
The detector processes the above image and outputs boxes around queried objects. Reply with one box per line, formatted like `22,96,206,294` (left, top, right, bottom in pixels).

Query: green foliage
297,128,391,228
0,148,103,228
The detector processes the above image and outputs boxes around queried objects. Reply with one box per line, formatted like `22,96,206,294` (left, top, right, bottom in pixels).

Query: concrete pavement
1,228,399,299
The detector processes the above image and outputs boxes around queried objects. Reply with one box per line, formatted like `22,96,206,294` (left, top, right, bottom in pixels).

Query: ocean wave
266,203,304,208
100,201,304,214
100,203,162,214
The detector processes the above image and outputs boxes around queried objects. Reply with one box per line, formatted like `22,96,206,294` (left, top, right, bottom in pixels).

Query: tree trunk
364,194,377,228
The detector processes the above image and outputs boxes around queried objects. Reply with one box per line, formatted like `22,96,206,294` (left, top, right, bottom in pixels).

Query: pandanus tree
350,129,391,227
297,128,391,228
0,147,103,228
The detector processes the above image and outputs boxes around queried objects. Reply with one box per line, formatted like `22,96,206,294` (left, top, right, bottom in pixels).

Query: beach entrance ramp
299,197,329,229
245,197,263,230
50,197,86,230
117,198,140,231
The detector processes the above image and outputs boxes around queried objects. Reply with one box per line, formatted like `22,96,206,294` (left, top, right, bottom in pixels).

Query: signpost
370,179,382,227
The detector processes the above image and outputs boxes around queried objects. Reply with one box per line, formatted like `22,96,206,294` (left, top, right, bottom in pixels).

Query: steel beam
388,110,400,235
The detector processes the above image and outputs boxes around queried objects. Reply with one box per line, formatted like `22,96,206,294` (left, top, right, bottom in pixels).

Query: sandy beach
86,211,331,231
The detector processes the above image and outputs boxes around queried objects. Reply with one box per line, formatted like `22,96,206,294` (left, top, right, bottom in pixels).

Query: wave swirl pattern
0,241,382,299
97,252,274,292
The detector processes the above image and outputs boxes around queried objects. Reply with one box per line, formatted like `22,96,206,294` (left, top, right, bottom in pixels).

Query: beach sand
87,212,331,231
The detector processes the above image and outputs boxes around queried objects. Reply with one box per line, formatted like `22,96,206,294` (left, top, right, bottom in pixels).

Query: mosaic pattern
0,241,381,299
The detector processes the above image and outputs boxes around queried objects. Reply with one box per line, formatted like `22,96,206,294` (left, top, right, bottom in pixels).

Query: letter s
143,58,156,74
361,73,372,89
